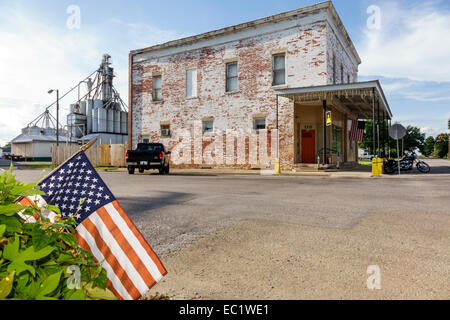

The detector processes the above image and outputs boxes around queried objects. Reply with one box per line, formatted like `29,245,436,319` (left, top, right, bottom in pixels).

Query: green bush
0,166,116,300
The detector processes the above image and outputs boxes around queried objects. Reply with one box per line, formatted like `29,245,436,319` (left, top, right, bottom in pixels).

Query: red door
301,130,315,163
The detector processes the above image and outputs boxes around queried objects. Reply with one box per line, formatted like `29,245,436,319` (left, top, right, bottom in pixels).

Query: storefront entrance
301,130,316,163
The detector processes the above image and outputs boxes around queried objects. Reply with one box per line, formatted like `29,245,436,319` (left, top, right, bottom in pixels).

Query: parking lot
10,159,450,299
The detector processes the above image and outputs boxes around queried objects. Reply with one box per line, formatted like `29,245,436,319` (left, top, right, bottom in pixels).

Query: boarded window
226,62,238,92
254,117,266,131
186,69,197,98
152,76,162,101
202,120,214,134
272,54,286,86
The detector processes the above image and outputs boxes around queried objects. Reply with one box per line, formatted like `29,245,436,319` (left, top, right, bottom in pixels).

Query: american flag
350,120,365,142
18,151,167,300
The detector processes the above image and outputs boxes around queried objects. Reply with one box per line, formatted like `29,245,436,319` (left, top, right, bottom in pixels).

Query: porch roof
275,80,393,120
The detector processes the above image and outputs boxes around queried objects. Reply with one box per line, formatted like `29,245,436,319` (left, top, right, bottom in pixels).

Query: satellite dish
389,124,406,140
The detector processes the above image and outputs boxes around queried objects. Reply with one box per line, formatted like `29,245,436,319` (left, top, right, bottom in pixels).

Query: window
347,74,350,83
161,124,171,137
272,54,286,86
332,54,336,84
152,76,162,101
226,62,238,92
254,117,266,131
137,143,162,152
340,65,344,84
332,125,342,155
186,69,197,98
202,120,214,134
141,137,150,144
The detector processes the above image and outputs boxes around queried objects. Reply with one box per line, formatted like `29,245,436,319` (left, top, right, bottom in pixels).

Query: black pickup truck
126,143,171,175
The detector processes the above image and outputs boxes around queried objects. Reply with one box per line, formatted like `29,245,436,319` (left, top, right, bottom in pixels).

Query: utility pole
48,89,60,146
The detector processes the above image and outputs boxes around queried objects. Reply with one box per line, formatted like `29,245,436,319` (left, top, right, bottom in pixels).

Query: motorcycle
384,152,430,174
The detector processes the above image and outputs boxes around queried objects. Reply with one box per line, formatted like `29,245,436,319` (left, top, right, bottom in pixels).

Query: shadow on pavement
116,192,193,217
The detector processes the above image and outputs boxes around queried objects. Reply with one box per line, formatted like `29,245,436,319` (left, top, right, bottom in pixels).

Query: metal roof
11,133,73,144
275,80,393,120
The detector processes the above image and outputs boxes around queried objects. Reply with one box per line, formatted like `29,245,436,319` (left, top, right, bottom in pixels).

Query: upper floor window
226,62,238,92
340,65,344,84
347,74,351,83
202,120,214,134
152,75,162,101
186,68,197,98
254,117,266,131
332,54,336,84
272,54,286,86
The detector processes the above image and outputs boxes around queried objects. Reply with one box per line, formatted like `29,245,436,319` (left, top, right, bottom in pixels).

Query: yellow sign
326,111,332,126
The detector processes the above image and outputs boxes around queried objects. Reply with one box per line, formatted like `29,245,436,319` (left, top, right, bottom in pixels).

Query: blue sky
1,0,449,145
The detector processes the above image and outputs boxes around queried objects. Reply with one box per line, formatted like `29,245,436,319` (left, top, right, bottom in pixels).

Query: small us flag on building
350,120,365,142
19,151,167,300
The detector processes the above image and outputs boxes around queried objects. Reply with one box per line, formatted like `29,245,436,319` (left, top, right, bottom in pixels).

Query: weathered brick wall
326,21,359,84
130,14,359,169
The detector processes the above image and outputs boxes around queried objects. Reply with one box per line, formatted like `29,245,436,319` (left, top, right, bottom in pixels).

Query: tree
423,136,435,157
403,125,425,154
435,133,449,159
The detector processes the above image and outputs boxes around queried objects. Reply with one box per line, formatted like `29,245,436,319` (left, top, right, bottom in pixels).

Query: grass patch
95,167,123,171
16,164,55,169
358,160,373,167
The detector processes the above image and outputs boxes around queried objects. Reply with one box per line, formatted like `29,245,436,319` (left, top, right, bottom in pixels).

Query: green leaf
11,183,45,197
3,234,20,261
7,260,35,277
66,289,86,300
45,205,61,216
0,225,5,237
6,245,55,276
16,245,55,262
0,216,22,233
0,271,15,300
58,233,78,249
0,204,25,216
31,227,53,251
37,271,62,298
85,284,116,300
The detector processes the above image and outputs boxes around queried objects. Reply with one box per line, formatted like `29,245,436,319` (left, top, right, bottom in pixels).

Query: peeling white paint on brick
129,4,360,169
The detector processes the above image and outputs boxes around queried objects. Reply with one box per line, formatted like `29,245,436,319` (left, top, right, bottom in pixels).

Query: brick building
128,1,392,170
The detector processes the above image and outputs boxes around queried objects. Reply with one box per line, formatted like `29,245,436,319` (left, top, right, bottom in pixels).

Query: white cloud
359,1,450,83
0,5,185,146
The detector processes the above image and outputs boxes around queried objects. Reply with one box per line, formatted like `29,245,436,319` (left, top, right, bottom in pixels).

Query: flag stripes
76,223,134,300
110,201,166,277
350,120,365,142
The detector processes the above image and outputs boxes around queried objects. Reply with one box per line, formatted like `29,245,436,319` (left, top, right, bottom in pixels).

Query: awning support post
323,99,327,165
377,100,380,158
372,88,376,157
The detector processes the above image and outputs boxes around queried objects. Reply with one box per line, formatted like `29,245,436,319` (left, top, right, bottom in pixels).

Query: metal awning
275,80,392,120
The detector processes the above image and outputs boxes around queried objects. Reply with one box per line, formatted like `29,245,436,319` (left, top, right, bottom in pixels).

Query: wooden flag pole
80,138,97,152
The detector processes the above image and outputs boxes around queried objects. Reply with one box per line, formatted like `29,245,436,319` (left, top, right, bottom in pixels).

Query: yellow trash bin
372,158,381,177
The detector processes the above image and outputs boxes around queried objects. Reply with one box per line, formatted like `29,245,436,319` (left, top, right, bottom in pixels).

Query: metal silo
92,107,98,132
107,109,114,133
98,108,107,132
114,110,121,133
87,99,93,134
